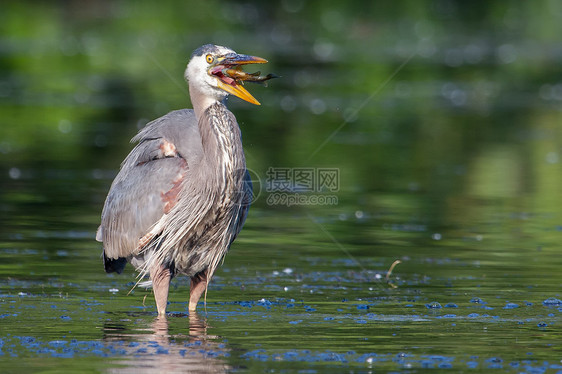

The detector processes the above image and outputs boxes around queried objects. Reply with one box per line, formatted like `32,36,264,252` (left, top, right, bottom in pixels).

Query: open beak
210,53,268,105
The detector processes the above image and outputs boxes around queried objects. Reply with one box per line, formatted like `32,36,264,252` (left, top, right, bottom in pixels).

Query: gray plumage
96,44,266,315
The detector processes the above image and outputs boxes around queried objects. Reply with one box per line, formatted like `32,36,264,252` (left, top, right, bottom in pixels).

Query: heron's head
185,44,267,105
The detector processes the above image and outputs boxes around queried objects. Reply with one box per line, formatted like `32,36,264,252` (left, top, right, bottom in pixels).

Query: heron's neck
197,102,246,188
189,85,224,120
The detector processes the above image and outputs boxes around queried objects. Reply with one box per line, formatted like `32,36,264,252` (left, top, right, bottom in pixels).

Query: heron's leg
150,265,171,316
189,270,208,312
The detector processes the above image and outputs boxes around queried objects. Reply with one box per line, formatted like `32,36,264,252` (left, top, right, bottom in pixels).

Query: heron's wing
98,158,187,259
98,110,201,260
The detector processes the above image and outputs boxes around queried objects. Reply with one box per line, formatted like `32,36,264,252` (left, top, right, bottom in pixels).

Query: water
2,1,562,373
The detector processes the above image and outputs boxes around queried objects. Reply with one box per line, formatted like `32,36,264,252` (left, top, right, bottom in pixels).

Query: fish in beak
209,53,276,105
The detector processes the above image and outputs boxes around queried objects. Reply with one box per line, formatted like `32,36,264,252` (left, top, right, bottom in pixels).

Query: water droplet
343,107,358,123
9,167,21,180
497,44,517,64
280,95,297,112
58,119,72,134
309,98,326,115
546,152,559,164
313,40,335,61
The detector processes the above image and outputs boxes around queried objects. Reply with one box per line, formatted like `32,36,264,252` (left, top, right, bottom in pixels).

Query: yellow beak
217,80,261,105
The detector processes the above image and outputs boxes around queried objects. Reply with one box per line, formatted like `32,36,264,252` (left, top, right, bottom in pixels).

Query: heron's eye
206,54,214,64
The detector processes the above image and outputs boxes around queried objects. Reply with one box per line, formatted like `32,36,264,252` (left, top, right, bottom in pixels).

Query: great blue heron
96,44,273,316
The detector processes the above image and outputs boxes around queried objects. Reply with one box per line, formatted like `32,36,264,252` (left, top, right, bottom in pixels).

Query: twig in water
385,259,402,288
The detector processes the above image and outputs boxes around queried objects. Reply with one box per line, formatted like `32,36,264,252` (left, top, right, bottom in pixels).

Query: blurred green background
2,0,561,221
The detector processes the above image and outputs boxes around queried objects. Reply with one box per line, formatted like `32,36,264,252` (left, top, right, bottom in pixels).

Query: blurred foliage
0,0,561,242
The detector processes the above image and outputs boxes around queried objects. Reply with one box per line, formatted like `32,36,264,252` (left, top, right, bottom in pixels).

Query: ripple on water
542,297,562,306
503,303,519,309
425,301,442,309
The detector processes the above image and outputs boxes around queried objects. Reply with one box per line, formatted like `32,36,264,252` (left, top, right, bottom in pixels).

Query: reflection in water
104,313,229,374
